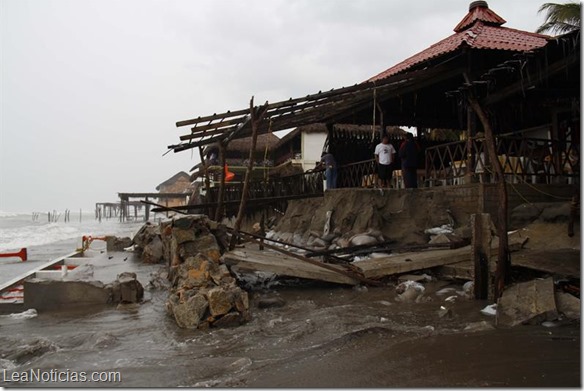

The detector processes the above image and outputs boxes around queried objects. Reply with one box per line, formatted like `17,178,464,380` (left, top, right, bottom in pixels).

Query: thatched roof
332,124,408,139
156,171,191,190
227,133,280,154
426,128,463,141
275,123,409,149
201,133,280,156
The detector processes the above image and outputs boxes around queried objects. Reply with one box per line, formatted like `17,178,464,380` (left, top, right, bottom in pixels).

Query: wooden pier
96,192,190,222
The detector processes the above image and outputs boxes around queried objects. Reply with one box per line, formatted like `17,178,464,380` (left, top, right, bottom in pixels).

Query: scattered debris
395,280,425,303
0,308,38,319
480,304,497,316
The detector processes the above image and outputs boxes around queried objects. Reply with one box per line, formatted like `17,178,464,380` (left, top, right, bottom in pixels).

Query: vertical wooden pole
466,109,475,183
471,213,491,300
215,142,227,222
198,146,213,219
467,93,510,299
229,97,269,250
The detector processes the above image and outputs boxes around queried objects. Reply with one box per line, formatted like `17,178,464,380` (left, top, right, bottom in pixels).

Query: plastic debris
481,304,497,316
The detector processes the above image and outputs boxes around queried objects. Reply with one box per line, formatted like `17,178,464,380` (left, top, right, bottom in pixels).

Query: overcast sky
1,0,544,213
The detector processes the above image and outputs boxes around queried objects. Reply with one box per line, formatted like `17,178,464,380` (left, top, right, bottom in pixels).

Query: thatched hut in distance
156,171,192,208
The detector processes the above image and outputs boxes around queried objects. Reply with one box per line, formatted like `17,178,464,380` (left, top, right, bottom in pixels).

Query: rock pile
161,215,250,329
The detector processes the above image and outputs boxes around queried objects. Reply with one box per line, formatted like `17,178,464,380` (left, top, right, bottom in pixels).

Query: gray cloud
1,0,543,212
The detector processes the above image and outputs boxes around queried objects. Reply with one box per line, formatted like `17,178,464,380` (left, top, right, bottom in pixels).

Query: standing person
374,135,396,188
320,151,337,190
399,132,420,188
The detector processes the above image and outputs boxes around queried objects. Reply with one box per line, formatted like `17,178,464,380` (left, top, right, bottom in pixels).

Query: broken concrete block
496,277,558,327
117,272,144,303
555,291,580,320
24,280,110,310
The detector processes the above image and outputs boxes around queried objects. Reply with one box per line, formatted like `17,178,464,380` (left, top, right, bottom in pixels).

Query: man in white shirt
374,135,396,188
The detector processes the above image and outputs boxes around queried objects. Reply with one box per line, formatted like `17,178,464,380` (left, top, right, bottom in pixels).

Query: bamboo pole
229,97,270,250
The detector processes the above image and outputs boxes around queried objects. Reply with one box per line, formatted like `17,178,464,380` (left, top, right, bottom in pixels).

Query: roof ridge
454,2,506,32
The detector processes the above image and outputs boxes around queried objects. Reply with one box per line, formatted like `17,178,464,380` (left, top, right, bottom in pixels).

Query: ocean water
0,211,146,260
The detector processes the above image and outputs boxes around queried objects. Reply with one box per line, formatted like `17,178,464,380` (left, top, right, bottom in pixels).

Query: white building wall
300,132,327,170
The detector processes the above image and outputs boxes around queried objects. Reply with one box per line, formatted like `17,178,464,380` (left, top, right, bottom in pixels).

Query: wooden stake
471,213,491,300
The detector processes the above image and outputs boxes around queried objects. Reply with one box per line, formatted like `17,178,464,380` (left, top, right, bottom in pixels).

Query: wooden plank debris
354,246,475,279
223,248,359,286
354,232,528,279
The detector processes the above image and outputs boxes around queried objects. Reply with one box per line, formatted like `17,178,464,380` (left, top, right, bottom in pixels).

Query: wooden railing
338,159,377,188
425,137,579,185
206,169,325,204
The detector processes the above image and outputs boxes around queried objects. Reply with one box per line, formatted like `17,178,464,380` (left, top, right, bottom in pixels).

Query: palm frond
536,2,581,35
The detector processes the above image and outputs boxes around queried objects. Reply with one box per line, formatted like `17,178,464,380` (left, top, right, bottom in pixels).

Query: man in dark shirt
320,152,337,190
399,133,420,188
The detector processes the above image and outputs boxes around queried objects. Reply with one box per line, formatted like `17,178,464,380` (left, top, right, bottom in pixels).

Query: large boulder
142,236,164,264
172,293,209,329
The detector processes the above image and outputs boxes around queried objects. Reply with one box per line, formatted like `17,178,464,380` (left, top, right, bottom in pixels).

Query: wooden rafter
169,64,463,153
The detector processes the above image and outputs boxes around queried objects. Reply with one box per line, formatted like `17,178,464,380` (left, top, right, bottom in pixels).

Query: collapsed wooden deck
223,244,485,286
224,248,359,285
222,230,539,285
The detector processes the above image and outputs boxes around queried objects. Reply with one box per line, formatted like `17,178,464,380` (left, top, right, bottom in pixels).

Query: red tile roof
369,3,549,82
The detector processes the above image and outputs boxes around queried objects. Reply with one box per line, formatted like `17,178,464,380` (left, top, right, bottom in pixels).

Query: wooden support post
466,89,510,300
259,212,265,251
465,109,475,183
568,194,578,237
471,213,491,300
145,198,150,221
214,142,227,222
229,97,270,250
198,145,213,219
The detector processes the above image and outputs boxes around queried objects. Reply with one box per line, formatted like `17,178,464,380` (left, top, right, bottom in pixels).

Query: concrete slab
512,248,580,278
24,279,110,310
496,277,558,327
